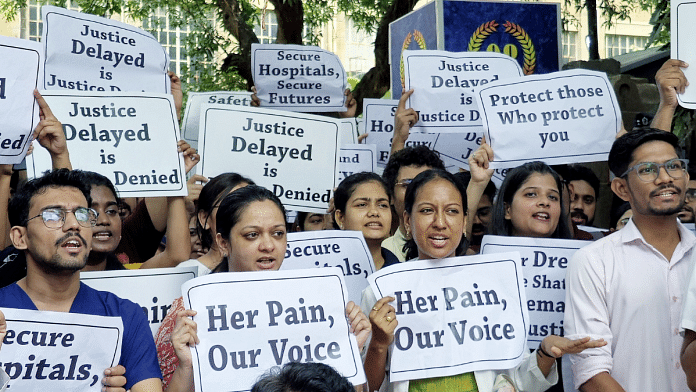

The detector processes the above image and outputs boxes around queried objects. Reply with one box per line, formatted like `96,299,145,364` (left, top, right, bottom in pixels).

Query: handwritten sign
41,6,169,93
197,105,339,213
673,0,696,108
181,91,253,150
183,268,366,392
475,69,621,168
0,308,123,391
368,252,527,381
281,230,376,304
480,235,585,349
0,36,42,164
252,44,346,112
25,91,186,197
81,266,197,336
403,50,523,133
337,144,377,182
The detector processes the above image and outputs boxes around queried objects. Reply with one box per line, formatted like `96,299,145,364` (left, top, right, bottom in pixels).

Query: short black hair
452,171,497,203
9,169,92,227
382,146,445,192
251,362,354,392
81,171,119,201
566,165,600,197
608,129,682,177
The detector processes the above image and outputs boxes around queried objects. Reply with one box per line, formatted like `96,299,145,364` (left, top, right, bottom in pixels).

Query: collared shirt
564,218,695,391
382,227,408,262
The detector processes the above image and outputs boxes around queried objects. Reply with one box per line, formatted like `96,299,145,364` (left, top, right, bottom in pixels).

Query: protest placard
337,144,377,182
81,266,197,336
475,69,621,168
0,36,42,164
182,268,366,392
181,91,253,150
41,6,169,94
25,91,186,197
339,119,358,146
368,252,527,381
197,105,339,213
480,235,585,349
403,50,523,133
0,308,123,390
252,44,347,112
281,230,376,304
673,0,696,109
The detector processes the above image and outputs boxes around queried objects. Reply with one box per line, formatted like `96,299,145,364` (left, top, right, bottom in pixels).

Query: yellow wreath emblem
400,30,427,89
467,20,537,75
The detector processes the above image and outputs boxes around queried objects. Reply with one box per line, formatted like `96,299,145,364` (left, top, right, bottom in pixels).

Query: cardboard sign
0,36,42,164
252,44,346,112
0,308,123,391
480,235,586,349
197,105,340,213
368,252,527,382
339,119,358,146
81,266,197,336
181,91,253,150
673,0,696,108
476,69,621,168
337,144,377,182
182,268,366,392
25,91,187,197
41,6,169,93
281,230,376,304
403,50,523,133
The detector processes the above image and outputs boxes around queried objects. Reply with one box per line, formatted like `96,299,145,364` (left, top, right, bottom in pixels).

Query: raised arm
391,89,418,156
33,90,71,170
139,196,190,269
652,59,689,132
466,139,494,242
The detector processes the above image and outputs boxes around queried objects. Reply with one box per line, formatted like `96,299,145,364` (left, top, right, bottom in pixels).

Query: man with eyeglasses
564,129,694,392
0,169,163,392
677,169,696,223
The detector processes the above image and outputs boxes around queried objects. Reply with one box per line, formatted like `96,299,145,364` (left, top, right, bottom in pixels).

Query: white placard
181,91,253,150
81,266,197,336
339,119,358,146
673,0,696,108
182,268,366,392
252,44,347,112
25,91,187,197
0,308,123,390
41,6,169,93
0,36,42,164
197,105,339,213
403,50,523,133
475,69,621,168
480,235,585,349
338,144,377,182
368,252,527,382
281,230,376,304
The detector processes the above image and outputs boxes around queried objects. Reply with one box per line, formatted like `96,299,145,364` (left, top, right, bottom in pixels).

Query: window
605,34,648,57
142,9,193,76
562,32,577,64
254,12,277,44
20,0,78,41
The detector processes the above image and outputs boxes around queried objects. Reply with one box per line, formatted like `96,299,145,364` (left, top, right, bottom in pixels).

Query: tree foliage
1,0,416,113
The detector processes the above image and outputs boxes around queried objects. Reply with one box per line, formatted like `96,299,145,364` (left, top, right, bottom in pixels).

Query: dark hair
197,173,255,249
567,165,600,197
382,146,445,192
251,362,353,392
81,171,119,201
403,169,468,260
332,172,392,229
608,129,682,177
9,169,92,227
295,211,310,231
452,171,497,203
212,185,286,273
490,161,572,239
610,201,632,229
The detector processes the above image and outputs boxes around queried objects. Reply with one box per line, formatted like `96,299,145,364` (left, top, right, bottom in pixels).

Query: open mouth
256,257,277,269
60,238,83,255
365,222,383,229
533,212,550,221
570,212,587,225
93,231,113,241
428,235,449,248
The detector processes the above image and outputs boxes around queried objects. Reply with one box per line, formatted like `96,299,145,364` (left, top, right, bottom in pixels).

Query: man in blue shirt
0,169,162,392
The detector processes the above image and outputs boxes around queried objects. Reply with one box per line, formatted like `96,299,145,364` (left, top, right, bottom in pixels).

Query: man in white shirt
564,128,694,392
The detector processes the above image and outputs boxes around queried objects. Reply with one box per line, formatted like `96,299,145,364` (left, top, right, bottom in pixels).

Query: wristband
537,343,555,359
